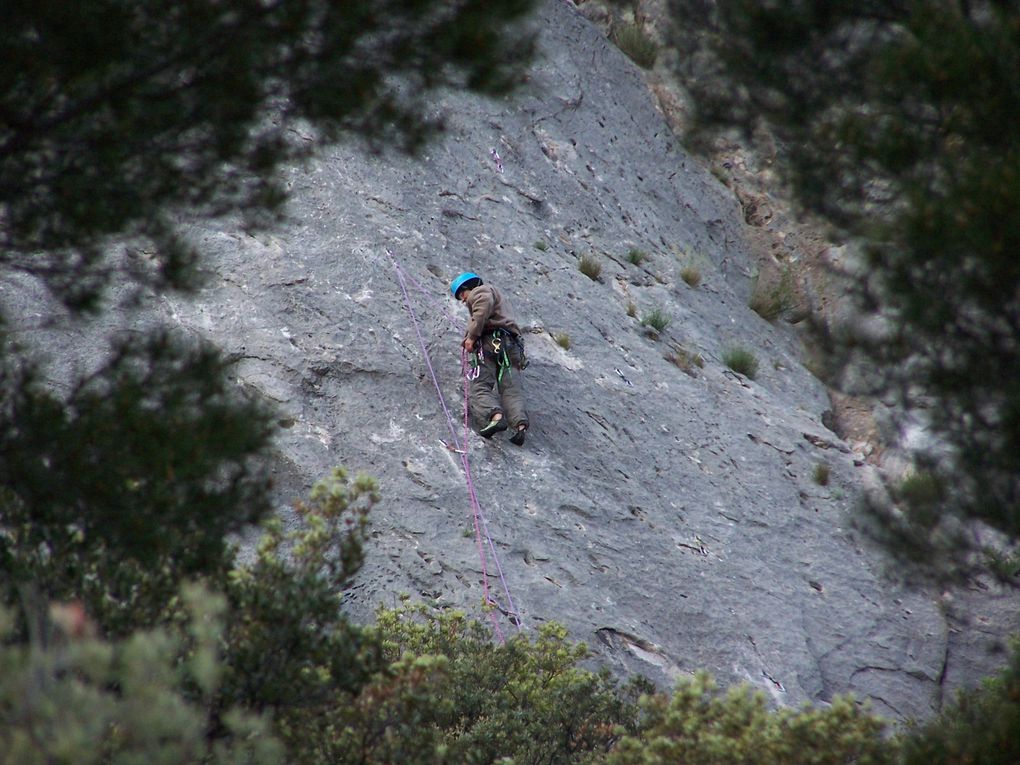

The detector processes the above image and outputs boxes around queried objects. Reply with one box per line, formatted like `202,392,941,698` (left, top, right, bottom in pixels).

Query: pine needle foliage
0,332,275,636
671,0,1020,572
0,0,538,309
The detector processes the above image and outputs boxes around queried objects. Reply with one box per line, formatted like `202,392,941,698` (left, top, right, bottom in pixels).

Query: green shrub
554,332,572,350
613,23,658,70
814,462,831,486
609,672,893,765
640,308,671,333
579,253,602,280
534,239,548,251
221,468,381,762
627,247,649,265
681,266,702,287
899,641,1020,765
327,603,644,765
724,346,760,379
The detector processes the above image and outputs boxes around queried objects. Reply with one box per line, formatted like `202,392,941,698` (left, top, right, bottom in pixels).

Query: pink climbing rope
391,257,521,638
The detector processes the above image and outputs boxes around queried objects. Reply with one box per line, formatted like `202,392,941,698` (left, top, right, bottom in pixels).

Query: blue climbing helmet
450,271,482,299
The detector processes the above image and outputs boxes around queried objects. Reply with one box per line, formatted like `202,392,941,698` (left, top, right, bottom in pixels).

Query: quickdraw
489,332,513,383
466,352,481,380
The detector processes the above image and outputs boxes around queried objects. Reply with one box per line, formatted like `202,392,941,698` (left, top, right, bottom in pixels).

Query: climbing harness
390,252,522,637
484,327,527,383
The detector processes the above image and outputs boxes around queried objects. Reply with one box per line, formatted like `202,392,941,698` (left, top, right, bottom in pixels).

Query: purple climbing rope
391,257,521,637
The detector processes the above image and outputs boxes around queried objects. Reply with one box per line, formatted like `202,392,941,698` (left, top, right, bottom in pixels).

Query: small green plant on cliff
724,345,759,379
669,347,704,375
627,247,649,265
553,332,572,350
814,462,831,486
534,239,549,251
579,253,602,281
612,23,658,70
681,266,702,287
641,308,671,334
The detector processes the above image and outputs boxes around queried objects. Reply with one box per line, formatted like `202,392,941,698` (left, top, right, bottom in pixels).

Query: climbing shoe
510,424,527,446
479,416,508,438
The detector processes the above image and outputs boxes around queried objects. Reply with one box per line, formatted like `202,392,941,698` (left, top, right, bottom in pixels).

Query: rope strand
392,255,521,637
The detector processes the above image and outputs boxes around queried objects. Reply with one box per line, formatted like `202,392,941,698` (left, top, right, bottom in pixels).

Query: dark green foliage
0,0,537,308
0,332,275,636
900,641,1020,765
219,469,382,763
670,0,1020,573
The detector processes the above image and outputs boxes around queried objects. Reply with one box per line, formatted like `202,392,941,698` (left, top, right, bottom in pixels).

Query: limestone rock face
6,0,1016,720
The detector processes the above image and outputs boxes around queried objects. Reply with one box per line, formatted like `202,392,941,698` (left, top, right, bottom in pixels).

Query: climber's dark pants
469,349,528,432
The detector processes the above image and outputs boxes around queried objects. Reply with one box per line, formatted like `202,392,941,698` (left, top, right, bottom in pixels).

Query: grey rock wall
6,0,1017,721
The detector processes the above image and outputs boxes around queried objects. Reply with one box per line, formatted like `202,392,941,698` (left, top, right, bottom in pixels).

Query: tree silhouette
670,0,1020,577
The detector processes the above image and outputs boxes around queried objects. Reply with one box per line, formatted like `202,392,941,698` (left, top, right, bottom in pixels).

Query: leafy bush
220,468,381,763
609,672,893,765
749,265,796,321
724,345,760,379
579,253,603,281
325,603,644,764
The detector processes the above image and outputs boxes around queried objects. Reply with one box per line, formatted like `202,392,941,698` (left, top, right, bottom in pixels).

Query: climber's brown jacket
462,284,521,344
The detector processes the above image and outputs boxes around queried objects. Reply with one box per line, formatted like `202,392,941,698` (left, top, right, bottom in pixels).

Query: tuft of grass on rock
723,345,759,379
669,347,704,376
627,247,649,266
534,240,548,251
553,332,571,350
578,253,602,281
640,308,671,334
612,23,658,70
681,266,702,287
813,463,831,486
626,301,637,318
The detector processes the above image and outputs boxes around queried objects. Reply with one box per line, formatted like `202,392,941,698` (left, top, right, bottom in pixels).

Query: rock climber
450,271,529,445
